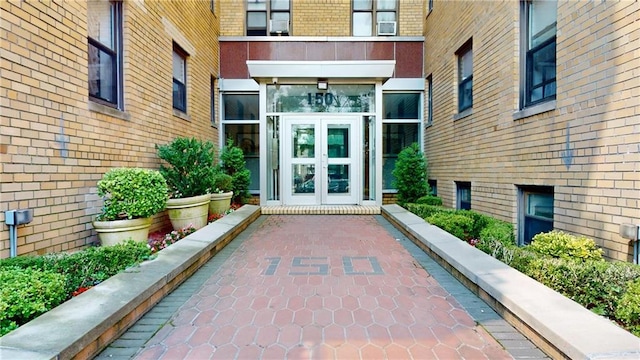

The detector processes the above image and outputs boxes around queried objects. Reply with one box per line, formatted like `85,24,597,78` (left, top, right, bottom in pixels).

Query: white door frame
282,115,360,205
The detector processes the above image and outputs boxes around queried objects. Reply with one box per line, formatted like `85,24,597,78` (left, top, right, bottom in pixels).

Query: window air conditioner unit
269,19,289,34
377,21,397,36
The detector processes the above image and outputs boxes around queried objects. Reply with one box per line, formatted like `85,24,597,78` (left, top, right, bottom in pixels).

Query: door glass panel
293,164,315,194
327,125,349,158
328,165,350,194
292,125,314,158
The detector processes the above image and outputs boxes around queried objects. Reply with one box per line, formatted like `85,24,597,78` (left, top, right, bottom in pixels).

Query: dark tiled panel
394,42,423,78
220,42,249,78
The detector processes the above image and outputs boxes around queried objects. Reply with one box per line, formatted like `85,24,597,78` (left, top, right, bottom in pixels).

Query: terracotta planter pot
93,217,153,246
209,191,233,215
165,194,211,230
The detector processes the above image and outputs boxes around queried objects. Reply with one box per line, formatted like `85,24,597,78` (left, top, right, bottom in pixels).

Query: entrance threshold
261,205,380,215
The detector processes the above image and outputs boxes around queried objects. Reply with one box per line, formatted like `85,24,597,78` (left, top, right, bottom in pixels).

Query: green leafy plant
156,137,218,198
0,241,151,328
478,218,516,246
219,138,251,204
0,268,67,336
616,278,640,337
211,171,233,193
415,195,443,206
392,143,429,205
528,230,604,261
405,203,454,220
96,168,168,221
426,212,474,240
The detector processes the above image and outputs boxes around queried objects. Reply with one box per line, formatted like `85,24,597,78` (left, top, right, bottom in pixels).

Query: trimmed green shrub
526,258,640,318
0,268,67,336
479,218,516,247
529,230,604,261
426,212,474,240
415,195,443,206
0,241,151,303
392,143,429,205
156,137,218,198
219,138,251,204
211,172,233,193
405,203,454,220
457,210,492,239
616,278,640,337
96,168,168,221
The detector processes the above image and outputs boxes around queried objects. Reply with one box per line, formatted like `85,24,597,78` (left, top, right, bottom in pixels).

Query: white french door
282,116,360,205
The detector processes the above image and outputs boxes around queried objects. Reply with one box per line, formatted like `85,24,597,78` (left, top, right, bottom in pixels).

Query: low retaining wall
0,205,261,360
382,204,640,360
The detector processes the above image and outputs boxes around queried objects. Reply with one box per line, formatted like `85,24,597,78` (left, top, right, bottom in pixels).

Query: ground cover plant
0,206,238,336
405,202,640,337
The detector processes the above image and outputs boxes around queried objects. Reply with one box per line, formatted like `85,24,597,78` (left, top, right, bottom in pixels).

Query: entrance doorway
283,116,360,205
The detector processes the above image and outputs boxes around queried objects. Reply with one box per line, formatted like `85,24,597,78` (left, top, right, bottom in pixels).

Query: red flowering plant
148,225,196,253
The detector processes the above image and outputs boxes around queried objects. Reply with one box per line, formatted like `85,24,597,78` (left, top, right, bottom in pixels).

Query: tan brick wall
0,0,220,257
220,0,423,37
424,1,639,261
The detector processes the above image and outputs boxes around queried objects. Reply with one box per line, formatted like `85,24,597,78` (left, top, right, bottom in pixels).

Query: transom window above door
352,0,398,36
246,0,290,36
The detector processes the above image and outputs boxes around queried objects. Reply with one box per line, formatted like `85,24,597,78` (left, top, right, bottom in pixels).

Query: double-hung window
519,186,554,245
87,0,122,108
353,0,397,36
247,0,290,36
172,44,187,113
426,75,433,126
457,40,473,113
382,93,421,190
456,181,471,210
522,0,556,107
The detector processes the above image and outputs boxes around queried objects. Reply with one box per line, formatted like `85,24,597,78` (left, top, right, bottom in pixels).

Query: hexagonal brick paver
133,215,514,359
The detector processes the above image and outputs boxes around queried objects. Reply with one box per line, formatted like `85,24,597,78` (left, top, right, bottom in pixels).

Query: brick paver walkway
128,215,515,359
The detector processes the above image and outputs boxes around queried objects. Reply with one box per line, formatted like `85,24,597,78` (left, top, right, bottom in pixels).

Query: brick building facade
424,0,639,261
1,0,219,257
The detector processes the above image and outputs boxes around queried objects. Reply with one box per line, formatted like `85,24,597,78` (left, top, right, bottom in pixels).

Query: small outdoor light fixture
620,223,640,264
317,79,328,90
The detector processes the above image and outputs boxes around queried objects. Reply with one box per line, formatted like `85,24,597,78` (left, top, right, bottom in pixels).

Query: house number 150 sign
263,256,384,276
307,92,335,107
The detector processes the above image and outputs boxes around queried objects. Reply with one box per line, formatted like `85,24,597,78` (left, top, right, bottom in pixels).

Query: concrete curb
0,205,261,360
382,204,640,360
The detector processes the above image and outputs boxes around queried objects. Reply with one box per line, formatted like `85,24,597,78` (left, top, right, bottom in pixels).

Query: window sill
88,101,130,121
173,109,191,121
513,100,556,121
453,108,472,121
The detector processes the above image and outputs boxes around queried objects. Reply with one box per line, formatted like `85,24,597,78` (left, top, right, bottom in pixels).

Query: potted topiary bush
209,171,234,215
92,167,168,246
219,138,251,205
156,137,217,230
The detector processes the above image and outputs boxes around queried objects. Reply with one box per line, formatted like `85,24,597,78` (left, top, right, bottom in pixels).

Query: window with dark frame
87,0,122,108
210,77,216,126
172,44,187,113
222,94,260,192
382,93,421,190
522,0,556,107
246,0,290,36
352,0,397,36
426,75,433,125
456,181,471,210
519,186,554,245
457,40,473,113
428,179,437,196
